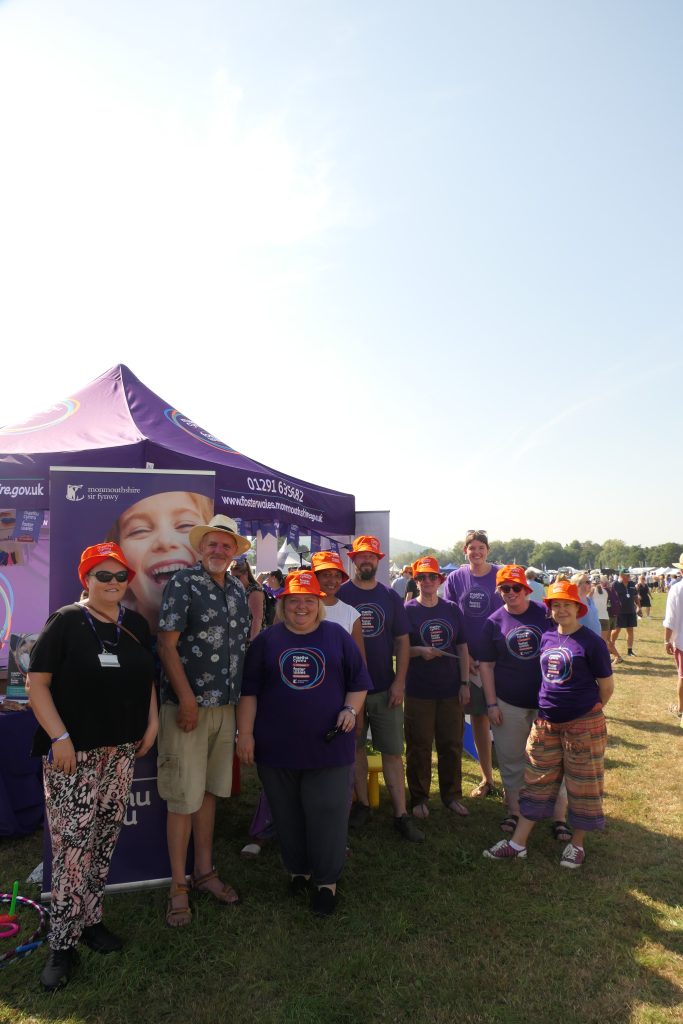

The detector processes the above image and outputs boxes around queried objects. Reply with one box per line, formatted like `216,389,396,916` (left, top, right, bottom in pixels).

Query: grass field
1,594,681,1024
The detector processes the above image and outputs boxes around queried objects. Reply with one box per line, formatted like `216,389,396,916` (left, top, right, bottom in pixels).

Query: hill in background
390,537,429,559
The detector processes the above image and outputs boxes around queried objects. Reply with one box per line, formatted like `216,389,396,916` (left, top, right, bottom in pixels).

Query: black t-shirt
29,604,155,756
614,580,638,615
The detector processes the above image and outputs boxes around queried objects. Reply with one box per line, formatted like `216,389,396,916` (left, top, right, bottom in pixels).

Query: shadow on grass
609,716,683,736
1,796,681,1024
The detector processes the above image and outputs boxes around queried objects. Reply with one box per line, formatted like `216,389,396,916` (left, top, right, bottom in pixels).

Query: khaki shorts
357,689,404,756
157,703,236,815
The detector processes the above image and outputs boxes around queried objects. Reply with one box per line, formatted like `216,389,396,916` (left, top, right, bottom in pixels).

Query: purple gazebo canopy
0,365,354,534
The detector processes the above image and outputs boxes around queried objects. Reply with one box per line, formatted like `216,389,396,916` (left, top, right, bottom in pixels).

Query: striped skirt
518,705,607,831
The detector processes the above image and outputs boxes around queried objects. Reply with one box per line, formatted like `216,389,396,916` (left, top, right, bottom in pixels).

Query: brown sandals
190,869,240,905
166,882,192,928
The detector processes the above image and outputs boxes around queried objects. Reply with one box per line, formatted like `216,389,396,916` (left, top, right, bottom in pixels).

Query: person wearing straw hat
237,571,371,916
156,515,251,927
483,580,614,869
663,555,683,720
404,556,470,819
339,535,425,842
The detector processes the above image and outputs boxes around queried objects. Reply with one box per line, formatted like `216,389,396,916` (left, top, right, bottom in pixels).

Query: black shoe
80,922,123,954
310,886,336,917
348,802,371,829
394,813,425,843
288,875,310,898
40,947,79,991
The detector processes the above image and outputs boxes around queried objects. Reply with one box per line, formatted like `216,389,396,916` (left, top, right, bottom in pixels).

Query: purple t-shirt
241,621,372,770
338,580,410,693
479,601,552,709
538,627,612,723
405,598,466,699
443,564,503,662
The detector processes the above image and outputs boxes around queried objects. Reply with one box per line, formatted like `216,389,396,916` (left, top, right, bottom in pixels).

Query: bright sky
1,1,681,549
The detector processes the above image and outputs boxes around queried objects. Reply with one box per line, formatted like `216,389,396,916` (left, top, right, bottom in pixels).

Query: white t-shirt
323,600,361,635
663,578,683,649
591,586,609,619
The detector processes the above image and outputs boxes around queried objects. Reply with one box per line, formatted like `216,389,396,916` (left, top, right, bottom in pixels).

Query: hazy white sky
1,0,681,548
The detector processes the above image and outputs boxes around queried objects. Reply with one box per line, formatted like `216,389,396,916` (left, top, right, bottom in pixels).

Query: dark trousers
257,763,352,886
404,696,464,806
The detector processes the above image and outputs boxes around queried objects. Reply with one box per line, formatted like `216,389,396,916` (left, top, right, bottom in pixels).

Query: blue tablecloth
0,708,44,837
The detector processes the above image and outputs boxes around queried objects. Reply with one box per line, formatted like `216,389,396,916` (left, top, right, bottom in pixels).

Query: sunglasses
500,584,524,594
90,569,129,583
415,574,439,582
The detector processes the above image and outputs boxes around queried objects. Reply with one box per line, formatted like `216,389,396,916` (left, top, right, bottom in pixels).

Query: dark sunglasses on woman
90,570,130,583
500,584,524,594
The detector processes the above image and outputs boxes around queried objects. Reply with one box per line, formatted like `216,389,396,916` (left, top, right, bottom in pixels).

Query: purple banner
49,467,215,630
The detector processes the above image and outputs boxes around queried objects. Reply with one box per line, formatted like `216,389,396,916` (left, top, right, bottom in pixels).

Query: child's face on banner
115,491,213,622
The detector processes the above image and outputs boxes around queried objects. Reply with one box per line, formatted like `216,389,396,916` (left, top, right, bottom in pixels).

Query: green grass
1,595,681,1024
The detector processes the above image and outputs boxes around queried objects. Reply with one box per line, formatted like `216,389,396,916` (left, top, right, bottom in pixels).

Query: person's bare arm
597,675,614,707
248,590,264,641
351,617,366,663
157,631,199,732
236,695,257,765
26,671,77,774
388,634,409,708
136,686,159,758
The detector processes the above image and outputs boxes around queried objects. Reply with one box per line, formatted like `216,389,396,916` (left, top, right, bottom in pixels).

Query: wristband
341,705,357,717
51,732,70,744
486,703,498,709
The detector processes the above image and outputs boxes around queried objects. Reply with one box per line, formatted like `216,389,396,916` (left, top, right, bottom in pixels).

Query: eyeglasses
500,584,524,594
90,569,129,583
415,574,439,582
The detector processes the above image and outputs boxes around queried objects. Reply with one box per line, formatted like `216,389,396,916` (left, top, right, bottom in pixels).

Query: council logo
0,399,80,436
164,409,238,453
65,484,85,502
279,647,326,690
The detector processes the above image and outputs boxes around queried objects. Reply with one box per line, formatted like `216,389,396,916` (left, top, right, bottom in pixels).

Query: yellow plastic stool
367,753,384,809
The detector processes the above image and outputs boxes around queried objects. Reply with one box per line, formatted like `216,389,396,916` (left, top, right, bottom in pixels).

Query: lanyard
82,605,124,653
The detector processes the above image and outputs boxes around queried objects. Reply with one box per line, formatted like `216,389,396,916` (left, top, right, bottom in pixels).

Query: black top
29,604,155,756
614,580,638,615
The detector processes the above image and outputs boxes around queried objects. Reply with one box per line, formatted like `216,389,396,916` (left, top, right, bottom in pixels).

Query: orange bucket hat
348,535,385,560
311,550,349,582
411,556,444,581
496,564,533,594
543,580,587,618
279,570,325,599
78,542,135,587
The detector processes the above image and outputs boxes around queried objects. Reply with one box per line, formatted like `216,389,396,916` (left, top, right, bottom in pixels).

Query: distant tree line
393,539,683,572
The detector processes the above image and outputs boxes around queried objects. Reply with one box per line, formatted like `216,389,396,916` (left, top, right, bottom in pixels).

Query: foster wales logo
164,409,238,454
0,399,80,436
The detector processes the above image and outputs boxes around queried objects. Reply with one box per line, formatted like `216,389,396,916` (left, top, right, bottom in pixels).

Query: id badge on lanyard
98,652,120,668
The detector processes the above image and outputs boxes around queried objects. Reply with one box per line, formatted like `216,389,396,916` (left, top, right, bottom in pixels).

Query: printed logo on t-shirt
419,618,454,650
541,647,573,685
505,625,543,661
279,648,326,690
465,588,491,618
357,603,386,638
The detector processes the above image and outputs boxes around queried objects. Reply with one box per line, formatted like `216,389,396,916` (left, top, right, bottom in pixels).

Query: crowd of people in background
25,516,683,992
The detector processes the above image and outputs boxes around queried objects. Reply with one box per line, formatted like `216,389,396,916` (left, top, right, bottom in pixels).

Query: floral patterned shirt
158,563,250,707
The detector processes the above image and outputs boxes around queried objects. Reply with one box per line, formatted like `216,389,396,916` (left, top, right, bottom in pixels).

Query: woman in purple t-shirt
236,571,371,917
483,581,614,870
443,529,502,797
